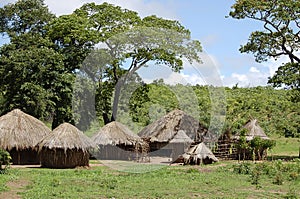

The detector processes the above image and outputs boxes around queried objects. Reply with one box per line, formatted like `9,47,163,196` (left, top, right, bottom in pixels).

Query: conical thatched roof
92,121,143,146
182,142,218,162
169,130,194,143
138,109,208,143
0,109,51,150
235,119,269,141
38,123,96,152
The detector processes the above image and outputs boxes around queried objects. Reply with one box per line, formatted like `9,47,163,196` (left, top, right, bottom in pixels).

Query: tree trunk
102,112,111,125
111,76,126,122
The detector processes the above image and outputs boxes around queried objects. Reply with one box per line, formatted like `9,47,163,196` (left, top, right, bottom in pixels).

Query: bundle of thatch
38,123,96,168
92,121,145,160
234,119,269,141
180,142,218,165
0,109,51,164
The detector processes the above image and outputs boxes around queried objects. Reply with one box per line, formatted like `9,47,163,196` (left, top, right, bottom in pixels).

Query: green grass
0,161,297,199
270,135,300,158
0,136,299,198
0,169,19,192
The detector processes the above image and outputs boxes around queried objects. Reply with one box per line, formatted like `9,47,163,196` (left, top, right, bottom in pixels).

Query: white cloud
222,70,270,87
1,0,178,19
44,0,178,19
181,52,224,86
249,66,259,73
232,73,247,82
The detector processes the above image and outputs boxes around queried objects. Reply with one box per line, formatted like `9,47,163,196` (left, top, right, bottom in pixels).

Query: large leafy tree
229,0,300,92
72,3,202,124
0,0,74,128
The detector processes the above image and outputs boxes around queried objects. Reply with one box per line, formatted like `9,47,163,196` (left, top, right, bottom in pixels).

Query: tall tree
229,0,300,93
72,3,202,124
0,0,74,128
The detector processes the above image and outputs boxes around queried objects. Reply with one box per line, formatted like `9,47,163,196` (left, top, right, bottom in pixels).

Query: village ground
0,136,299,199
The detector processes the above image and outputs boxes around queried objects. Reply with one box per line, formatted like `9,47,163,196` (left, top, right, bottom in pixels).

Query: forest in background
107,81,299,138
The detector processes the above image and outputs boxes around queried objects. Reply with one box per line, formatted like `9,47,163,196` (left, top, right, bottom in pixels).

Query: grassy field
0,137,299,199
270,136,300,158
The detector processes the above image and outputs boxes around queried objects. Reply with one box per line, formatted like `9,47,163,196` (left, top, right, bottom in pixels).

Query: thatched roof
182,142,218,162
138,109,208,143
92,121,143,146
235,119,269,141
169,130,193,143
0,109,51,150
37,123,96,152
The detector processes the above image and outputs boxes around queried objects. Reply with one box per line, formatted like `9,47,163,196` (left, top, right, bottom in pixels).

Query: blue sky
0,0,284,87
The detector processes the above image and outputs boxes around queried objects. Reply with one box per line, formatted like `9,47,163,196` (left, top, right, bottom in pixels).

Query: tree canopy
72,2,202,125
229,0,300,91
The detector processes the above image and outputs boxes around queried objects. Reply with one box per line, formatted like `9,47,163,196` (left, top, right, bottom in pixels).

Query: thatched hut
0,109,51,164
38,123,96,168
178,142,218,165
138,110,208,160
92,121,145,160
234,119,269,141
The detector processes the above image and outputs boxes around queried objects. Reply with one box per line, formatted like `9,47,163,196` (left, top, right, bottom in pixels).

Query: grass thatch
138,109,208,143
0,109,51,151
38,123,96,152
0,109,51,164
92,121,146,160
92,121,144,146
235,119,269,141
38,123,96,168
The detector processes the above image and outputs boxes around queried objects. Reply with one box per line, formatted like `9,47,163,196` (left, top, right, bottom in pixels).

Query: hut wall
149,142,190,161
10,148,40,165
96,145,137,160
40,148,89,168
213,141,237,160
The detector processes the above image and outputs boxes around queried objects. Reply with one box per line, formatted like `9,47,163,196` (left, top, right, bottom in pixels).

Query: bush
0,149,11,173
233,162,252,175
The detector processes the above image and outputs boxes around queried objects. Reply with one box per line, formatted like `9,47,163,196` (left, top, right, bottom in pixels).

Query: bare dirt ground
0,178,29,199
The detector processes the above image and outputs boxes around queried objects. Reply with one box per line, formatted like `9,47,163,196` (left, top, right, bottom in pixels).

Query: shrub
0,149,11,173
233,162,252,175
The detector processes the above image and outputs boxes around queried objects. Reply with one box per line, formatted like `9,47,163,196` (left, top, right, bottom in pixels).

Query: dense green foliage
0,0,75,128
0,149,11,173
126,82,299,137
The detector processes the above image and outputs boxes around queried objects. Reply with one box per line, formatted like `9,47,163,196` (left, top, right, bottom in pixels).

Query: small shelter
233,119,270,160
92,121,145,160
0,109,51,164
180,142,218,165
38,123,96,168
138,110,208,160
213,130,237,160
234,119,269,141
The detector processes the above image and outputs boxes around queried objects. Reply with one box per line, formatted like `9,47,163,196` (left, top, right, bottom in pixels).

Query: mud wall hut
138,110,210,161
38,123,96,168
0,109,51,164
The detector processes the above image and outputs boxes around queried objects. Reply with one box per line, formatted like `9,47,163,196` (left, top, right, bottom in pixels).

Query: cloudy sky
0,0,286,87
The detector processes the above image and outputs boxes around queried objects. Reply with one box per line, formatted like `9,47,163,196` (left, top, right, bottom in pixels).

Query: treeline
120,81,300,137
